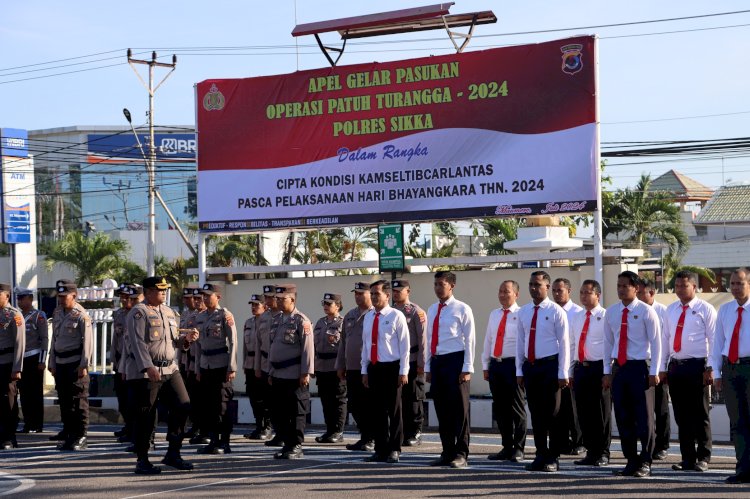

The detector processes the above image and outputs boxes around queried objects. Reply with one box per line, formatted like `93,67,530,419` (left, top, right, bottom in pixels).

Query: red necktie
578,311,592,362
728,307,744,363
431,303,445,356
618,307,629,365
493,309,510,358
528,306,540,363
673,304,689,353
370,312,379,364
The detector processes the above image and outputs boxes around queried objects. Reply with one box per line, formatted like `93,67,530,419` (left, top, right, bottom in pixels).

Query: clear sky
2,1,749,192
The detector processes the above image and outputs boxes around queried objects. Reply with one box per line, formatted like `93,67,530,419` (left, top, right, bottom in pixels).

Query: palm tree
662,250,716,289
44,231,131,285
604,174,689,254
475,218,524,255
156,255,198,308
207,234,266,267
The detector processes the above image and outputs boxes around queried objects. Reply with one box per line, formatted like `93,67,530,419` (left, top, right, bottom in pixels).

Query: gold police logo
561,44,583,75
203,84,225,111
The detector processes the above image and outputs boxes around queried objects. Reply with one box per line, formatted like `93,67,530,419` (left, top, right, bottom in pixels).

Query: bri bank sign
86,133,196,163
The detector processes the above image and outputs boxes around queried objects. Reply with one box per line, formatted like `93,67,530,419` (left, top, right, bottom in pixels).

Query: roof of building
694,184,750,224
649,169,713,202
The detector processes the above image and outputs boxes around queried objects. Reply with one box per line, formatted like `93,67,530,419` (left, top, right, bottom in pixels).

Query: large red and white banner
196,36,596,232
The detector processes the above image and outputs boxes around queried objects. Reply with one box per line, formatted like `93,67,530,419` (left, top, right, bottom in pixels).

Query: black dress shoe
49,431,67,441
315,432,332,443
162,453,194,471
574,456,598,466
59,436,87,451
114,428,127,438
197,443,225,455
319,432,343,444
386,451,399,464
450,456,468,469
282,445,303,459
0,441,14,450
346,439,374,451
694,460,709,472
543,459,559,472
403,432,422,447
632,463,651,478
189,435,211,445
615,462,639,476
488,449,513,461
510,450,524,462
135,460,161,475
652,449,668,460
365,453,387,462
429,457,452,466
672,461,695,471
525,458,545,471
726,473,750,484
265,436,285,447
117,435,132,443
595,456,609,467
569,446,586,456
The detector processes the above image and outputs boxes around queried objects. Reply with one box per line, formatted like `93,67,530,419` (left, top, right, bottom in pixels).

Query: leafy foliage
44,231,132,286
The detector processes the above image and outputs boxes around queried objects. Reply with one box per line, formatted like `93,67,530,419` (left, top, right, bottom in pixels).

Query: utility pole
126,49,176,276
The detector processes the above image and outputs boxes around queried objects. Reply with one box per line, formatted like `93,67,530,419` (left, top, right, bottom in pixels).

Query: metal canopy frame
292,3,497,66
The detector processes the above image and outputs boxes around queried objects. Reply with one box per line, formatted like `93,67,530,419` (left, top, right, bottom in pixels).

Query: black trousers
132,372,189,460
182,369,203,433
200,367,234,443
346,369,372,441
724,359,750,475
523,356,564,461
367,361,403,455
271,377,309,448
573,361,611,459
18,355,44,430
113,372,131,432
54,362,89,439
316,370,347,434
560,385,583,450
245,368,271,431
430,350,470,460
668,358,711,464
401,361,425,439
654,382,671,453
611,360,655,465
489,358,527,453
0,364,18,444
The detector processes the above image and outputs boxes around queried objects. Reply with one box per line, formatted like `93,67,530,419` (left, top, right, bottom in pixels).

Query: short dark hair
371,279,391,292
618,271,640,288
435,271,456,285
674,270,697,285
530,270,551,284
552,277,572,290
733,267,750,283
501,280,520,294
638,277,656,292
581,279,602,296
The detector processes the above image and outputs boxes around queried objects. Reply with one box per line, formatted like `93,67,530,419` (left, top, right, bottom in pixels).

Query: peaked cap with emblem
143,276,170,290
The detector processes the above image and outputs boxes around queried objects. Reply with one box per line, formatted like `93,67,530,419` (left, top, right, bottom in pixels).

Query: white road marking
0,471,36,496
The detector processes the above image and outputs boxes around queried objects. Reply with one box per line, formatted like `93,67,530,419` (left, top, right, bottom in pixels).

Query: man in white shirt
660,271,716,473
637,278,672,461
482,280,526,462
361,280,409,464
515,270,570,473
603,271,661,478
712,268,750,484
571,280,610,467
552,277,585,456
425,271,475,469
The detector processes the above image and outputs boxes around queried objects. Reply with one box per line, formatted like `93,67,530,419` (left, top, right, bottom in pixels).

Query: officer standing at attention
571,280,611,467
713,268,750,484
110,284,135,441
268,284,314,459
515,271,570,473
313,292,346,444
119,285,149,452
15,287,46,434
552,278,585,456
661,270,716,473
426,271,476,469
49,282,92,451
243,293,271,440
191,283,237,455
391,279,427,447
0,283,24,449
257,284,283,447
128,276,193,475
603,271,661,478
184,288,209,445
336,282,375,452
637,277,672,461
483,280,526,462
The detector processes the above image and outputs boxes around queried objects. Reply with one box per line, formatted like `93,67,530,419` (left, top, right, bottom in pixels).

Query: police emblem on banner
203,83,225,111
561,44,583,75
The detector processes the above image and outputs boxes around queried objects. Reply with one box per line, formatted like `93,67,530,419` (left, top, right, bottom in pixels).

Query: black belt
0,346,14,355
490,357,514,363
271,356,301,369
669,357,706,366
203,346,228,356
525,354,557,365
55,347,82,359
153,360,173,367
409,345,419,354
575,360,603,367
724,356,750,365
613,359,650,368
317,352,337,360
246,351,256,357
261,350,269,358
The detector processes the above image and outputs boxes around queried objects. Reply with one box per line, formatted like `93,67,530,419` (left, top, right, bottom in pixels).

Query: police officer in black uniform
128,276,193,474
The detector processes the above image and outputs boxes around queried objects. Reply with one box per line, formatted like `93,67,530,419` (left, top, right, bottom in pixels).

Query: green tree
207,234,266,267
604,173,689,254
44,231,131,285
156,255,197,308
663,250,716,289
474,218,524,255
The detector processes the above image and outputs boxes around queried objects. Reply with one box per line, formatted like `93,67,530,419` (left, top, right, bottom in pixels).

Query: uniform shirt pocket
283,325,298,345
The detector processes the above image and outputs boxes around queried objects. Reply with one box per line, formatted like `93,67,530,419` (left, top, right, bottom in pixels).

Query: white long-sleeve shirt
570,304,606,363
425,295,475,373
603,298,661,376
515,297,570,379
361,305,410,376
481,302,520,370
711,297,750,378
661,297,716,371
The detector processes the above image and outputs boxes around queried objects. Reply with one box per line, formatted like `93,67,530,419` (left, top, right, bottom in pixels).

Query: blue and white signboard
87,133,196,163
0,128,28,158
0,156,34,244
